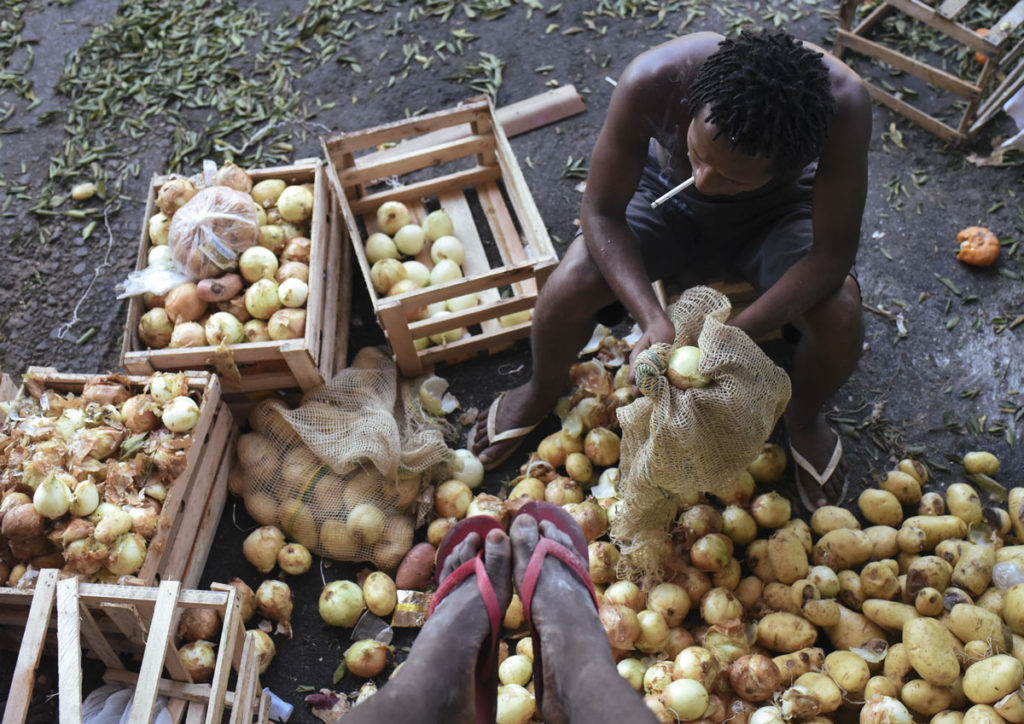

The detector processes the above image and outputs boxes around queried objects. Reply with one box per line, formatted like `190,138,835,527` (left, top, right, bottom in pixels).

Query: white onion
252,178,286,208
278,278,309,308
429,235,465,265
403,260,431,287
150,372,188,405
277,543,312,575
245,278,283,319
149,212,171,245
643,661,675,696
255,580,293,633
647,583,690,627
673,646,720,689
617,658,646,691
429,258,462,286
281,236,311,264
427,311,465,345
635,609,670,653
666,345,711,389
604,580,644,611
147,245,174,268
498,654,533,687
243,526,285,573
376,201,410,236
435,480,472,518
660,678,709,722
239,246,279,283
750,706,785,724
750,491,792,528
394,224,426,256
495,684,535,724
348,503,385,544
138,307,173,349
423,209,453,241
365,232,399,263
277,185,314,223
451,449,485,489
243,319,271,342
106,532,147,575
205,312,244,345
33,472,72,519
93,506,132,544
248,629,276,674
499,310,532,327
275,260,309,284
446,292,478,312
371,258,407,294
70,479,100,517
162,396,200,433
860,694,913,724
319,580,364,627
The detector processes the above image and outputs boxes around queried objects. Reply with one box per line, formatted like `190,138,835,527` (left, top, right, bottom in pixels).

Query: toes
441,531,481,582
483,528,513,606
538,519,577,556
510,513,540,579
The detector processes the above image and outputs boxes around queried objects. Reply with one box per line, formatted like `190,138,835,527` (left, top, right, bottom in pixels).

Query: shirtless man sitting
471,28,871,510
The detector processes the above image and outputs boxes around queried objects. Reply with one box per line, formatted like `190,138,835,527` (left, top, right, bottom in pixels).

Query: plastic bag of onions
168,186,260,279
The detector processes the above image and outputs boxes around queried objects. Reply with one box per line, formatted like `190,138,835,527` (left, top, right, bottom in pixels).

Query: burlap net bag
613,286,791,584
237,347,453,570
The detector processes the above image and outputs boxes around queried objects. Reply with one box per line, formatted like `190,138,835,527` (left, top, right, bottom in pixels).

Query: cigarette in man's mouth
650,175,695,208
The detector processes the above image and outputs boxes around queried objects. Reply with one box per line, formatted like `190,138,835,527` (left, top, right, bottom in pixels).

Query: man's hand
629,310,675,374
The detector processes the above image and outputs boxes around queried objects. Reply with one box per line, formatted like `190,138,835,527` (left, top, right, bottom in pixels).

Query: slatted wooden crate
120,159,351,393
0,369,234,604
322,95,558,377
1,574,268,724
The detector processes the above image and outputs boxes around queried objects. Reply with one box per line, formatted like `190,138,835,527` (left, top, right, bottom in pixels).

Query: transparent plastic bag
115,264,192,299
168,186,259,279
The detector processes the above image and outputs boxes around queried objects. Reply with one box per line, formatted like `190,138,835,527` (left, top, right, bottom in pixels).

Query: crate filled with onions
120,158,349,393
322,96,558,377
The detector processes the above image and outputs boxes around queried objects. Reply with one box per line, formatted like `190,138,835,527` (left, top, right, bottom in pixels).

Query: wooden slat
436,188,503,337
883,0,1001,51
279,342,324,391
186,702,207,724
864,82,963,141
302,165,330,381
3,569,58,724
419,321,531,366
328,101,491,156
97,603,149,654
379,302,425,377
936,0,968,19
340,134,494,186
477,181,535,297
129,581,182,724
77,595,124,670
958,55,1001,133
204,585,239,724
315,192,341,379
327,194,352,375
347,166,503,216
836,29,979,97
229,633,259,724
378,261,546,312
410,293,537,336
182,423,238,590
987,1,1024,47
257,691,271,723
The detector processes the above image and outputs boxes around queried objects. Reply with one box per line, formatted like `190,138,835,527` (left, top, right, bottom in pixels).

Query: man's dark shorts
595,143,821,328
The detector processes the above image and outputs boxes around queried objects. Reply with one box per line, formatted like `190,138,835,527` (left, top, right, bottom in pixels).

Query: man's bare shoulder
618,32,724,91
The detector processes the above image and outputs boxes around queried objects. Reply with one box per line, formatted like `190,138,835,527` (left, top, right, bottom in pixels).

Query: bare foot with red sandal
510,502,658,724
345,518,512,724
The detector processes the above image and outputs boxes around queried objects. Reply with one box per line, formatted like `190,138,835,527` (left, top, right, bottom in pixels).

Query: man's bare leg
786,275,863,508
345,529,512,724
509,513,658,724
470,237,617,466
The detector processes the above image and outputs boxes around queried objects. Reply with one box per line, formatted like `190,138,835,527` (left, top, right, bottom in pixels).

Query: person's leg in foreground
509,510,658,724
343,527,512,724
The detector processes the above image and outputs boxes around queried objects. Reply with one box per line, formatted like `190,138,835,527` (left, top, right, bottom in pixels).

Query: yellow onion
126,504,159,538
149,372,189,405
169,322,206,348
267,308,306,340
213,161,252,192
644,661,676,696
564,501,607,542
243,319,271,342
435,480,472,518
177,607,221,643
690,533,734,572
660,678,709,722
282,236,311,264
179,640,216,683
106,532,147,575
496,684,535,724
544,477,584,506
245,278,282,320
165,283,207,324
243,525,285,573
248,629,275,674
674,646,721,690
647,583,690,627
229,578,257,623
63,537,109,575
277,542,312,575
139,308,173,348
276,260,310,284
120,395,161,433
599,603,641,651
538,431,583,468
729,655,783,702
666,345,711,390
319,580,364,627
618,658,647,691
94,505,132,544
680,504,724,540
256,579,293,636
156,177,197,216
700,587,743,625
345,639,391,678
635,609,670,653
604,580,644,611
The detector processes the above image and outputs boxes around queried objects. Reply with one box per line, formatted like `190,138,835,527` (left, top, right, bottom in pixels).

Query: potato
898,516,968,553
1005,585,1024,635
197,273,244,303
859,489,904,528
824,602,886,651
362,571,398,617
964,640,992,666
395,541,436,590
825,650,870,695
902,679,954,715
864,676,898,701
949,603,1011,653
947,483,983,525
963,452,1000,476
997,547,1024,567
953,544,996,598
947,587,976,608
773,647,825,682
747,539,776,583
769,528,809,585
994,688,1024,723
864,599,921,631
899,458,929,484
931,712,966,724
803,598,840,627
764,581,801,615
963,704,1009,724
783,518,814,554
915,587,944,616
1009,489,1024,542
735,576,763,611
810,506,860,536
794,672,842,713
862,562,901,600
919,491,946,516
1014,634,1024,669
963,655,1024,704
907,556,954,597
880,470,922,504
865,525,900,560
885,643,914,690
976,588,1005,616
986,508,1013,539
904,617,962,686
790,578,820,608
938,539,967,567
756,612,818,653
813,528,873,571
838,569,866,610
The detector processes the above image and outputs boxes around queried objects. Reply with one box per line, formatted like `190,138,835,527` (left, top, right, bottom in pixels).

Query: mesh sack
168,186,259,279
237,347,454,570
612,286,791,585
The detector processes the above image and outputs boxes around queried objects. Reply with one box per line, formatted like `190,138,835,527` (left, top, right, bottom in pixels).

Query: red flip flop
428,515,505,724
513,501,599,712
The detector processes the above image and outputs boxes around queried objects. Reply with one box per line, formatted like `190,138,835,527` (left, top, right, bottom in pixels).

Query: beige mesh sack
613,286,791,584
236,347,453,570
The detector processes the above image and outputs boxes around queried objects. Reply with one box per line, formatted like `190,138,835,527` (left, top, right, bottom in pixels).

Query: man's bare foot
469,385,548,469
788,414,846,509
348,528,512,724
510,513,657,724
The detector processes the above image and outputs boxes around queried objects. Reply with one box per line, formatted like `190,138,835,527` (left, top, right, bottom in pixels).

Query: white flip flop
471,391,540,471
791,431,848,513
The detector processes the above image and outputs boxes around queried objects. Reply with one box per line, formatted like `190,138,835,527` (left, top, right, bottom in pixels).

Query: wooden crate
322,96,558,377
0,369,234,601
1,574,268,724
120,159,351,393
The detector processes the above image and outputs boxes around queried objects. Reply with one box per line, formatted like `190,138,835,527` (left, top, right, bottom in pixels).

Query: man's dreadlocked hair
688,29,835,171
